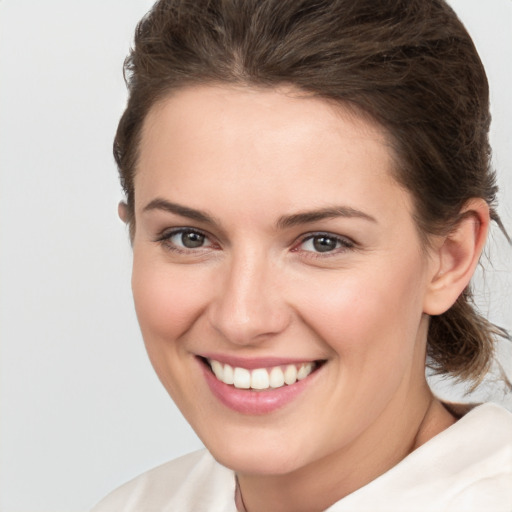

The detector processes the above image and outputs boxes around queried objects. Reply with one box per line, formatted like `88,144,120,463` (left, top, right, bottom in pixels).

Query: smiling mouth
201,357,324,391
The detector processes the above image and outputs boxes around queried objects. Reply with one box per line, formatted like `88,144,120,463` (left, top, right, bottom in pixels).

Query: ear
118,201,129,223
423,199,490,315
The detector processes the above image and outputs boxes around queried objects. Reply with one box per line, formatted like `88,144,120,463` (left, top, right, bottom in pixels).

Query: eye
157,228,214,251
297,233,354,254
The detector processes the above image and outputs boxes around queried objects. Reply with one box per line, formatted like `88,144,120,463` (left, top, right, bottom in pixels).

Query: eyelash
155,228,216,254
293,232,355,257
155,228,356,256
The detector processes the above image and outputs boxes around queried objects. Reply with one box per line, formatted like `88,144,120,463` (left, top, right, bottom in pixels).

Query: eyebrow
276,206,377,229
143,198,218,225
143,198,376,229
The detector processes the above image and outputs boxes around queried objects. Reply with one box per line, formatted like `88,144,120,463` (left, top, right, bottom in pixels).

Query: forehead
135,85,412,225
140,85,391,164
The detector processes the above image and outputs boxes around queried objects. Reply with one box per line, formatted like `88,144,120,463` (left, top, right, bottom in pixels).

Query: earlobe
118,201,129,223
423,199,490,316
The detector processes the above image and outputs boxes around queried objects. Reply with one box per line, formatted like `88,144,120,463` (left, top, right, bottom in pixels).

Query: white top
91,403,512,511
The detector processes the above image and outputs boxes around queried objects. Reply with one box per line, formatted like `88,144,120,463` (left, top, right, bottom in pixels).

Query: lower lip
199,359,321,415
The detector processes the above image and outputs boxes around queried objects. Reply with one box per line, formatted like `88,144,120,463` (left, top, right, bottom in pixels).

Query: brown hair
114,0,509,385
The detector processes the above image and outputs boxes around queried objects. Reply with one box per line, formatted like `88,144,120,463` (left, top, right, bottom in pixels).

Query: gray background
0,1,510,510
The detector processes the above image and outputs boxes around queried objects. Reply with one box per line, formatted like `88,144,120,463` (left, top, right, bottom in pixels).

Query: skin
126,85,489,512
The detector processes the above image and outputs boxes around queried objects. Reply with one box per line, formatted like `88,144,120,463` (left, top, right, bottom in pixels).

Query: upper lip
199,353,323,370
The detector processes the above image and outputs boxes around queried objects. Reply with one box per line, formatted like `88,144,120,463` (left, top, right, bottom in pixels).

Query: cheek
131,251,209,344
130,251,214,409
294,263,427,364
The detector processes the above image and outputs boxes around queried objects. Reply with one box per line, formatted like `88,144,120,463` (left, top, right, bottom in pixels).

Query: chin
205,435,313,476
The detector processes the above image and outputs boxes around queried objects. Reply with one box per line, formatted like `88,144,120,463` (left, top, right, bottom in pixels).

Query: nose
207,251,291,346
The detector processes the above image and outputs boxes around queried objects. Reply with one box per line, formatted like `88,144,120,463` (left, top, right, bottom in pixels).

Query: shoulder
328,403,512,512
439,403,512,511
90,449,237,512
445,401,512,462
402,402,512,481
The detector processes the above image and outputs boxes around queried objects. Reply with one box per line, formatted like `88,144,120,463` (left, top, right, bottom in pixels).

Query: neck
236,383,456,512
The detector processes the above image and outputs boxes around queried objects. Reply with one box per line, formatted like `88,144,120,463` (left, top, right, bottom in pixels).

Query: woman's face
131,85,438,475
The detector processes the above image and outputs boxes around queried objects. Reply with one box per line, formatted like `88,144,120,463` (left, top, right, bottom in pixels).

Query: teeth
284,364,297,385
223,364,234,385
233,367,251,389
208,359,316,390
210,360,223,380
269,366,285,388
251,368,269,390
297,363,311,380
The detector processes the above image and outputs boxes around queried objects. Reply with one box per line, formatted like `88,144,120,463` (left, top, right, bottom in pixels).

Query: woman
92,0,512,510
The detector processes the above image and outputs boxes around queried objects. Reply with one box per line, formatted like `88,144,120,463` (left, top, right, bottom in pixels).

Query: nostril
207,291,292,345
